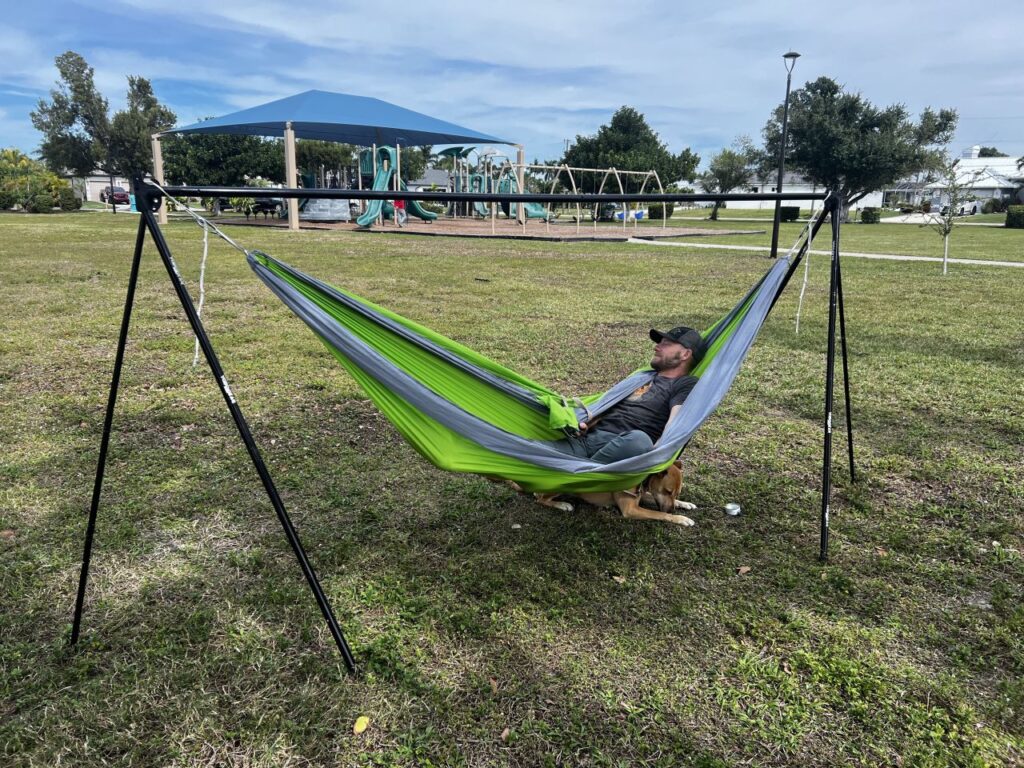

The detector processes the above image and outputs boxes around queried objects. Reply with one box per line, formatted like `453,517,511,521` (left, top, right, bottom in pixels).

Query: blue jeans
555,428,654,464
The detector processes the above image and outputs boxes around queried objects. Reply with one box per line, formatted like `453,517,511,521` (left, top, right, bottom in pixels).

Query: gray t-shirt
594,374,698,442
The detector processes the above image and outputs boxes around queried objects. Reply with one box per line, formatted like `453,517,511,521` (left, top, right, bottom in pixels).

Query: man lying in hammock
554,326,704,463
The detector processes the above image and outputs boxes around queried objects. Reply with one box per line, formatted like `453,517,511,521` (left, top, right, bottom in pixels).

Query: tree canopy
699,140,756,220
977,146,1008,158
561,107,699,193
161,131,285,186
761,76,957,213
31,51,175,177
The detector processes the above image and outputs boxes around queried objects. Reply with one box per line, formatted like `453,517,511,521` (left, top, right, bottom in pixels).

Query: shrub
646,202,675,220
780,205,799,222
921,200,931,213
28,193,54,213
57,187,81,211
861,207,881,224
0,189,15,210
1006,206,1024,229
982,198,1008,215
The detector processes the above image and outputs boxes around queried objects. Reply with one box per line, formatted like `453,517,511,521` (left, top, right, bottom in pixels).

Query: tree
978,146,1008,158
923,157,982,275
296,140,357,183
31,51,175,210
162,130,284,186
30,52,109,177
562,106,699,193
699,140,756,221
761,76,957,219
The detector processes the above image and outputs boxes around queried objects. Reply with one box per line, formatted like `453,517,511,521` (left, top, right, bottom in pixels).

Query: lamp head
783,51,801,73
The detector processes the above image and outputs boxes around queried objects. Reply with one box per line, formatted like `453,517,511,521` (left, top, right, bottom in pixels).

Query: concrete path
628,237,1024,269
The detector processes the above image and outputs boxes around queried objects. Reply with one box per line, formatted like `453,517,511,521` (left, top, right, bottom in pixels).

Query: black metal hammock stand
71,180,856,674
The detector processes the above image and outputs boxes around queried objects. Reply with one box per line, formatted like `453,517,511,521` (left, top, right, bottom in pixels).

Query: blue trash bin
129,194,137,212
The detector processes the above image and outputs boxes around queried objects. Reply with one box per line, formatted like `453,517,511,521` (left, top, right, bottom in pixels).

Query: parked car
100,185,130,205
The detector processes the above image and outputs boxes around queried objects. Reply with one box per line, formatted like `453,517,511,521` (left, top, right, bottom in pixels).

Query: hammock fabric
248,249,796,493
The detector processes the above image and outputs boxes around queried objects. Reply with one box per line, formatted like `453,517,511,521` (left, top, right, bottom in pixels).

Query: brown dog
530,459,696,525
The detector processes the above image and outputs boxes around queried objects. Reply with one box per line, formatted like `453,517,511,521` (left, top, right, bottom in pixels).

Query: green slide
402,180,438,221
356,165,394,227
498,175,555,220
470,174,490,217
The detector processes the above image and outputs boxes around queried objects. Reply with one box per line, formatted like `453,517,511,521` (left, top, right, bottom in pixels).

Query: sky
4,1,1024,169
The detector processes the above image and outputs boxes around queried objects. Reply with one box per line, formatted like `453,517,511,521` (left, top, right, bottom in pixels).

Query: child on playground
394,197,407,227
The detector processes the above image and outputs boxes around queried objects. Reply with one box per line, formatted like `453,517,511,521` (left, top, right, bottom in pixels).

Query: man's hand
578,421,590,433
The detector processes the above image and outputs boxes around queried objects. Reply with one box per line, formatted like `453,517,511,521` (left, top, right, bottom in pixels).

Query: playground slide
402,181,438,221
356,165,394,227
497,176,555,220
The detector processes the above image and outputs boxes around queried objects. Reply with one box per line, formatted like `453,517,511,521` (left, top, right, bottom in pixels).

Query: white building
922,146,1024,212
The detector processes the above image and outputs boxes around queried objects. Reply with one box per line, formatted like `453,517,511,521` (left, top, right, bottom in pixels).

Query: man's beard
651,351,682,371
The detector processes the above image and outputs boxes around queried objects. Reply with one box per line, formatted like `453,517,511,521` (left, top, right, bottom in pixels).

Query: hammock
247,243,803,494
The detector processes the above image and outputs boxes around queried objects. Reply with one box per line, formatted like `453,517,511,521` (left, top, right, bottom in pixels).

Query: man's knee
591,430,653,463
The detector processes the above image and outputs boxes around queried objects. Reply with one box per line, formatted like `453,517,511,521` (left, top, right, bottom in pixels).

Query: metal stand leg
819,199,841,562
74,192,357,673
836,254,856,482
71,217,147,645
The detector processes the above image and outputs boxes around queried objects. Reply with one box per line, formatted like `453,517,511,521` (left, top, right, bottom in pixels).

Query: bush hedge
57,187,81,211
861,207,881,224
646,202,675,220
28,193,54,213
1006,206,1024,229
780,205,799,222
0,189,15,210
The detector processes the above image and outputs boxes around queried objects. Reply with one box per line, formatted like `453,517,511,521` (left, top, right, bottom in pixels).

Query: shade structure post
73,180,357,673
151,133,167,225
516,145,526,228
284,122,299,231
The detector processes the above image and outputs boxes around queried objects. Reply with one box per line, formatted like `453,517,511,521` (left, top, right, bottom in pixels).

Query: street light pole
770,50,800,258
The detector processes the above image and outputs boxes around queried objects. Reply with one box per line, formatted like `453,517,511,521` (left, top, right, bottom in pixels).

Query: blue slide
356,165,394,227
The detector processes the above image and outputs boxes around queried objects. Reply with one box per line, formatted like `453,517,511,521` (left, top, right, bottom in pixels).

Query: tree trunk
943,233,949,275
710,201,720,221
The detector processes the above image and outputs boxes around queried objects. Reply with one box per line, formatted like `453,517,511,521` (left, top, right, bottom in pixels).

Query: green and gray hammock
247,238,803,494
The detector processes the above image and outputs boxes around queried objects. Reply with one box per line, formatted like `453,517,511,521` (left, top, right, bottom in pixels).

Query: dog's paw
675,500,697,511
670,514,696,526
550,500,574,512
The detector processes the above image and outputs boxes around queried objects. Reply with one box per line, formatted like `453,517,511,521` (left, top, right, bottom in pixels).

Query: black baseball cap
650,326,705,361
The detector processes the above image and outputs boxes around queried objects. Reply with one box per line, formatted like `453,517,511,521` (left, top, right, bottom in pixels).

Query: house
921,147,1024,211
719,172,883,211
406,168,452,192
61,172,134,202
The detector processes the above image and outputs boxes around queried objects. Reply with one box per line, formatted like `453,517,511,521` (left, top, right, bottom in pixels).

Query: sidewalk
628,238,1024,269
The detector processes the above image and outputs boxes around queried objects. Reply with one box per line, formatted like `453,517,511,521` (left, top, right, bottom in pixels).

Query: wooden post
284,122,299,231
151,134,167,224
516,145,526,228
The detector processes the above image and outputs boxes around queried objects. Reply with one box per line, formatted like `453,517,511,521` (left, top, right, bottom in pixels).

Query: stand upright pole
72,183,357,673
71,217,147,645
819,199,842,562
836,254,856,482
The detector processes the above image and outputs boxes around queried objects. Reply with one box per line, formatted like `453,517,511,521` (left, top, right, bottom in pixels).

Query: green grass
654,217,1024,263
1,211,1022,767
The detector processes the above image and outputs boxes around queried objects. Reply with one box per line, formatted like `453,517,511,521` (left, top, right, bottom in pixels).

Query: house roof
167,90,510,147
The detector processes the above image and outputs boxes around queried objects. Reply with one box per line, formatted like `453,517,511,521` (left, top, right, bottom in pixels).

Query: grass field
1,211,1022,767
652,216,1024,263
